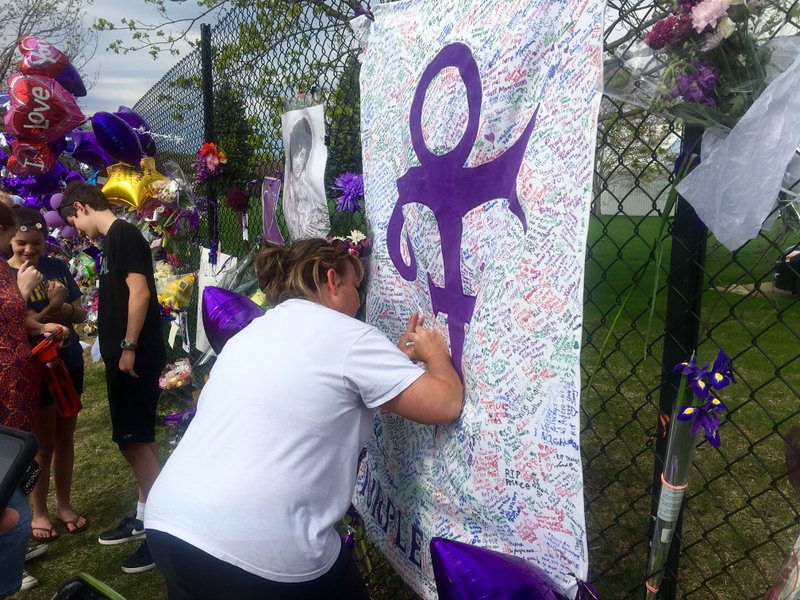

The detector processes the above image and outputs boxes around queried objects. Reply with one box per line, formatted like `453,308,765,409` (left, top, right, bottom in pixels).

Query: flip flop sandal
58,516,90,534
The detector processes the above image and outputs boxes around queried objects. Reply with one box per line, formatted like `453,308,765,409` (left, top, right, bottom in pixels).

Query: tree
0,0,98,85
214,83,256,189
94,0,363,59
595,99,679,184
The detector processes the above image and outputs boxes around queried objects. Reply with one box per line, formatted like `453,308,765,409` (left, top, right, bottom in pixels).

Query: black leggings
148,529,370,600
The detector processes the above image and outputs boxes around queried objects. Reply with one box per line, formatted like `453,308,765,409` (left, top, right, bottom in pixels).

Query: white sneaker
25,542,49,561
21,570,39,591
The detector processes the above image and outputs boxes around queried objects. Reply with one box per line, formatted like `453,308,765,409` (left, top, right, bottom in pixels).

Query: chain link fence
133,1,800,598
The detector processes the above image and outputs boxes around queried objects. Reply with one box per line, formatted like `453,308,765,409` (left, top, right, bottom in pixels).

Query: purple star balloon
202,287,264,354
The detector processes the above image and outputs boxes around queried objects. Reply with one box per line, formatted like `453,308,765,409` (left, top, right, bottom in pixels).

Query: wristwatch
120,339,139,351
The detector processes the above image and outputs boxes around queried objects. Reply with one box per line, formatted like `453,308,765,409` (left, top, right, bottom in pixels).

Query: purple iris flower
677,396,727,447
674,349,732,447
673,355,711,397
709,350,734,389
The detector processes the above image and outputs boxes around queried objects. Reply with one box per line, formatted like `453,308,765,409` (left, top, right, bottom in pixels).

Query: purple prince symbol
386,42,538,377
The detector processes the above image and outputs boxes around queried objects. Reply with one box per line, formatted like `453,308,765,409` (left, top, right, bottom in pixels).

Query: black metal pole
201,23,217,257
647,124,707,600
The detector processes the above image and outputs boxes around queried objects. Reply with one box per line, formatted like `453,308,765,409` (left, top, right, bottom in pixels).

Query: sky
78,0,220,114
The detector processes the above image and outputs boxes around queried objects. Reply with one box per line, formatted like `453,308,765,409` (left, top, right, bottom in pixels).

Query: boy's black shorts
105,362,161,450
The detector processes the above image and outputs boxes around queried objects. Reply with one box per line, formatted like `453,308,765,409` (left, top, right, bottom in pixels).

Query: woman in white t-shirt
145,238,463,599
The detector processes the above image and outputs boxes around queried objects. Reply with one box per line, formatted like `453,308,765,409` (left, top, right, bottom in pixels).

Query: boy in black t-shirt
60,182,165,574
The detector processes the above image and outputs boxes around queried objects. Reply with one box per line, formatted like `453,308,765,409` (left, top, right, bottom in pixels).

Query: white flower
701,16,737,50
349,230,366,244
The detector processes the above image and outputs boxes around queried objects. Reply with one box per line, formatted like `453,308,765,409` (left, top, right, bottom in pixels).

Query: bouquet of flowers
604,0,791,126
194,142,227,182
154,260,195,321
143,162,201,257
81,288,99,336
645,349,734,598
158,358,197,444
159,358,195,392
604,1,800,250
643,0,770,128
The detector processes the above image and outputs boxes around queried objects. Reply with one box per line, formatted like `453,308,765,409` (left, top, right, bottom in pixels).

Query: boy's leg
100,362,161,556
121,442,160,502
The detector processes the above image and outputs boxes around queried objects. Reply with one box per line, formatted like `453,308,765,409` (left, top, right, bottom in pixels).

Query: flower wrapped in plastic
604,2,800,250
645,349,734,598
69,250,99,289
158,358,198,444
145,161,201,255
81,287,98,337
157,273,196,315
605,1,784,127
159,358,195,391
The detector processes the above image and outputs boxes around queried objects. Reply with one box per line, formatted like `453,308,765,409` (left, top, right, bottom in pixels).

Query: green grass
582,214,800,599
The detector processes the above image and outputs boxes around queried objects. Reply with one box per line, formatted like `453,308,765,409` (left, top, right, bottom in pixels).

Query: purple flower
670,61,718,107
695,62,717,93
225,186,250,213
709,349,734,389
674,350,733,447
333,172,364,214
674,354,712,398
677,396,727,446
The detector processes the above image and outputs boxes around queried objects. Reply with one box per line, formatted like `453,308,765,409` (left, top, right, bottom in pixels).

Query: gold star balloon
102,157,167,211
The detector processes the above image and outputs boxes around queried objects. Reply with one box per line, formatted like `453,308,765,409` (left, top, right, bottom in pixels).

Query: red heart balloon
7,139,55,176
4,73,86,143
18,36,69,78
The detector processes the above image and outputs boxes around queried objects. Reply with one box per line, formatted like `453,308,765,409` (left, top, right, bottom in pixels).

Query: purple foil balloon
48,137,67,158
202,287,264,354
114,107,157,157
430,538,568,600
91,112,142,167
114,105,151,131
138,131,158,157
65,170,85,184
23,195,43,209
19,161,68,195
55,63,87,97
69,129,113,168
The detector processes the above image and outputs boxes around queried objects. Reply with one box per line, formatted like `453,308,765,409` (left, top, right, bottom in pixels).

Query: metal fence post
201,23,218,254
647,124,707,599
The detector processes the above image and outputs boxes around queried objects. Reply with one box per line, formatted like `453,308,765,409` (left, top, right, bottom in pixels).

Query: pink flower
691,0,730,33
